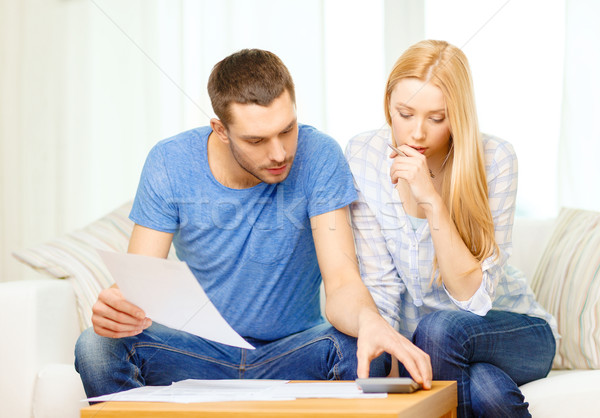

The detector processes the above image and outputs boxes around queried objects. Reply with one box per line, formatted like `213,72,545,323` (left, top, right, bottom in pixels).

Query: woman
345,40,557,417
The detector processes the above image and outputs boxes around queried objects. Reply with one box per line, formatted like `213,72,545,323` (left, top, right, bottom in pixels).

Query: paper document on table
97,250,254,350
87,379,290,403
266,382,385,399
86,380,387,403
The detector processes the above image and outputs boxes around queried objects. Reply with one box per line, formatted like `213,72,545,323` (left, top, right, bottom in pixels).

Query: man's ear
210,118,229,143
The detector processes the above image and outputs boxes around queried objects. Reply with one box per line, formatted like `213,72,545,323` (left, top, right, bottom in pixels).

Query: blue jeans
75,322,390,398
404,310,555,418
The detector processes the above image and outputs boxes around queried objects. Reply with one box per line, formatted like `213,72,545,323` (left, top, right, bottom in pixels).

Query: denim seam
239,348,246,379
245,336,342,375
463,322,551,347
127,342,239,370
459,321,553,412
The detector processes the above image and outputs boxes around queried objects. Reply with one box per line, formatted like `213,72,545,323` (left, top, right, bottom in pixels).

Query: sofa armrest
0,279,81,418
33,364,88,418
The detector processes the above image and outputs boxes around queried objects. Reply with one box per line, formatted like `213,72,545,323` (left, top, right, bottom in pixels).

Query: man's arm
311,206,432,388
91,224,174,338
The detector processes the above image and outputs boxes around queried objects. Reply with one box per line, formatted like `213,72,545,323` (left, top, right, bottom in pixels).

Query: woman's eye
399,113,412,119
430,117,444,123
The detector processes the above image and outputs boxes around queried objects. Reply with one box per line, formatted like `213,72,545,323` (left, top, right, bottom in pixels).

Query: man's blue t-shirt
129,124,357,340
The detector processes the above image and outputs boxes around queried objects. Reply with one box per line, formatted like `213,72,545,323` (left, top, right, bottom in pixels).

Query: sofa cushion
510,217,555,282
530,207,600,369
12,201,177,331
520,370,600,417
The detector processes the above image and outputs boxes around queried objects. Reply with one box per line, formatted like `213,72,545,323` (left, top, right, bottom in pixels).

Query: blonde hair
385,40,498,284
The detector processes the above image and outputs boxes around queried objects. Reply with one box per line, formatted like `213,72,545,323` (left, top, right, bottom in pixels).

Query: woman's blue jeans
406,310,555,418
75,322,390,398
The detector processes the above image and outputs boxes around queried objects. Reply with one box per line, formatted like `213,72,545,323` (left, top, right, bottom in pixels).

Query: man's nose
269,139,286,163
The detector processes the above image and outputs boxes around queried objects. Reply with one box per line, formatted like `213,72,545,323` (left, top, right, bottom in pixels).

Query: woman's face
389,77,452,166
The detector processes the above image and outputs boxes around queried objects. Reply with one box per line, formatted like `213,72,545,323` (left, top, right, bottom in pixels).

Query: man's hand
91,286,152,338
311,207,432,388
91,223,172,338
357,312,432,389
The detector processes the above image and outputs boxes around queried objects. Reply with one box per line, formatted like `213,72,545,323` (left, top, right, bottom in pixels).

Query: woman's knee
470,362,530,417
412,310,469,349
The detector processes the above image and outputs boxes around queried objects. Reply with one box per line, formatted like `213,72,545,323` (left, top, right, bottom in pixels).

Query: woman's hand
389,145,437,204
92,286,152,338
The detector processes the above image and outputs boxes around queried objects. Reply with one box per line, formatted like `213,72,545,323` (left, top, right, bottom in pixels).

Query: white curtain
1,0,168,281
558,0,600,212
1,0,421,281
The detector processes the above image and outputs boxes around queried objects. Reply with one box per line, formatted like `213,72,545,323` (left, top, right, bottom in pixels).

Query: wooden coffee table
80,381,456,417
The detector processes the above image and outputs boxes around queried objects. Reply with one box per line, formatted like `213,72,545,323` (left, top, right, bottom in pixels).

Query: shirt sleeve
443,138,518,315
129,143,179,233
303,130,358,218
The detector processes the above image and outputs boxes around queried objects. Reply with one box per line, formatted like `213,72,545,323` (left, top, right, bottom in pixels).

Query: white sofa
2,213,600,418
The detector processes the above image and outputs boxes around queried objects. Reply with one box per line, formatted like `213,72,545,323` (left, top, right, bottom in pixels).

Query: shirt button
387,239,396,252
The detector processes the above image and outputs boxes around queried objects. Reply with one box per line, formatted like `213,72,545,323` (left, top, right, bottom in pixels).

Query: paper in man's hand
97,250,254,349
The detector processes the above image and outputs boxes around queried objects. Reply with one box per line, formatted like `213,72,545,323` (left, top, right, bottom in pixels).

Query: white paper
86,380,386,403
98,250,254,350
87,380,291,403
266,382,385,399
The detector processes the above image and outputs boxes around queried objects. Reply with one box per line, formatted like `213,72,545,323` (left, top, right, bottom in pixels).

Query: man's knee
325,327,390,379
74,327,100,370
74,327,124,375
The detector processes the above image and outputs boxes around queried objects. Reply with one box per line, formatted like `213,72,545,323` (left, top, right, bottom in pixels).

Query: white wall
425,0,566,217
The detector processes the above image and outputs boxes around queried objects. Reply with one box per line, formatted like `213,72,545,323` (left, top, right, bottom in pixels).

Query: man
75,49,431,397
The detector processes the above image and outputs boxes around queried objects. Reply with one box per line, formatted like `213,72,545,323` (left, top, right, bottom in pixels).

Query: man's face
226,90,298,185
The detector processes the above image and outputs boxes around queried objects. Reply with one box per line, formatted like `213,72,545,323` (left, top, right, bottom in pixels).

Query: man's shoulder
297,123,338,150
153,126,210,154
294,124,346,169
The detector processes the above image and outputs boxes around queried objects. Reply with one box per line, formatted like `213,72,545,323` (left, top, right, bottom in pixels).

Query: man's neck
207,131,260,189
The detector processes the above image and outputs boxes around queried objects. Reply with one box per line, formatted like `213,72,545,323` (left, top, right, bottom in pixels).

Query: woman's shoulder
481,133,517,159
345,127,391,165
481,133,518,168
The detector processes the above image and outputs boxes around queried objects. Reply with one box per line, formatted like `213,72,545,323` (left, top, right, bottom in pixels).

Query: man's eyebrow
281,118,297,132
239,133,265,140
239,118,297,140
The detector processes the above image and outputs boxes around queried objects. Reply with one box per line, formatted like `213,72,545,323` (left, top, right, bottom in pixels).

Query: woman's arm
390,138,517,306
440,139,518,311
390,146,483,300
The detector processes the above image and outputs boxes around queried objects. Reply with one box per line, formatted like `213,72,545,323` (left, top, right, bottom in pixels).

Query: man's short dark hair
207,49,296,128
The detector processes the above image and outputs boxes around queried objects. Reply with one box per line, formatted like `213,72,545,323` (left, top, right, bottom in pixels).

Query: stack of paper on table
87,380,387,403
